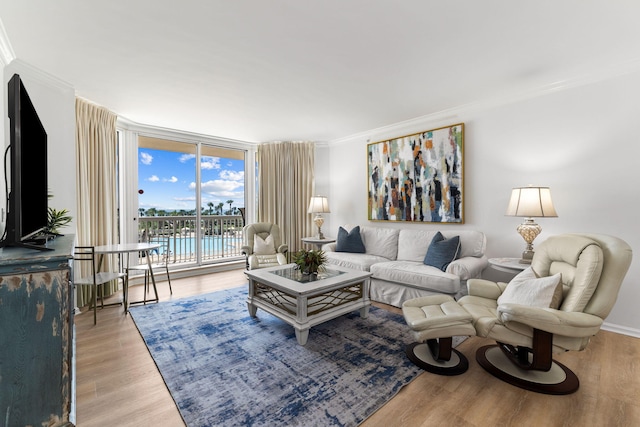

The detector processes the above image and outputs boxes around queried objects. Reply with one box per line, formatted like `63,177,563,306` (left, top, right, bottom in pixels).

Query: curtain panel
75,97,120,308
257,141,315,255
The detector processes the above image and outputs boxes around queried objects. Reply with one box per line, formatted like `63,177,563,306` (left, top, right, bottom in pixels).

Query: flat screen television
1,73,50,250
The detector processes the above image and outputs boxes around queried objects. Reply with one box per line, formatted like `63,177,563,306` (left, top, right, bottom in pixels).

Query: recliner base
406,339,469,376
476,345,579,395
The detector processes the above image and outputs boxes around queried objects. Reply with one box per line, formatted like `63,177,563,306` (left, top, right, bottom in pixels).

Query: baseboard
127,260,245,287
601,322,640,338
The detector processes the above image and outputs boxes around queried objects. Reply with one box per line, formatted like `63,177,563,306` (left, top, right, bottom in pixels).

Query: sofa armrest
446,255,488,280
241,245,252,255
498,304,603,337
322,242,337,252
277,244,288,254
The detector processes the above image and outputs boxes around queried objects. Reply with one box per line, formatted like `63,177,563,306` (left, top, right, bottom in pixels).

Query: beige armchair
241,222,288,270
458,233,632,394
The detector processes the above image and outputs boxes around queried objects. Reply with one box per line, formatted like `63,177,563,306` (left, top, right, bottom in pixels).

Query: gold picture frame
367,123,464,223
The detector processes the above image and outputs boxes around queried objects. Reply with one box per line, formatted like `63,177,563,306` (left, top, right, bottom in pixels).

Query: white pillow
253,235,276,255
497,267,563,309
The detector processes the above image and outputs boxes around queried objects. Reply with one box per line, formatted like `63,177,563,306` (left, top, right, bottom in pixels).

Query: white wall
2,60,76,237
312,143,331,234
326,70,640,336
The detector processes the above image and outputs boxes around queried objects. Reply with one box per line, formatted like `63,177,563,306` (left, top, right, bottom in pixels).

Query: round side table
488,257,528,274
301,237,335,250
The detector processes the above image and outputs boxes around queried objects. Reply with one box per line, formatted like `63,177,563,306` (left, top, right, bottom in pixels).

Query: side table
301,237,336,250
488,257,528,275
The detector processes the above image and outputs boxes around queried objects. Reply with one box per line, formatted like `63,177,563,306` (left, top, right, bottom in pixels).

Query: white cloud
219,170,244,181
201,156,221,170
140,152,153,165
178,154,221,171
179,154,195,163
189,179,244,197
163,176,178,183
148,175,160,182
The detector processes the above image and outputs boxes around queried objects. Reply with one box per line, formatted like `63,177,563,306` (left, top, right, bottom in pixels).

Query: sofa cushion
370,261,461,294
423,232,460,271
396,229,437,262
450,230,486,258
397,229,486,261
336,226,366,253
359,226,400,260
325,251,389,272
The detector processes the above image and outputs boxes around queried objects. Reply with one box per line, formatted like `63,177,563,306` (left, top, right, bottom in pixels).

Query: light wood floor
75,268,640,427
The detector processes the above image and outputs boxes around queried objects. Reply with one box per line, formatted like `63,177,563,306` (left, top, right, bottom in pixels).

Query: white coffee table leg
247,302,257,317
360,305,370,318
295,328,309,345
247,279,258,317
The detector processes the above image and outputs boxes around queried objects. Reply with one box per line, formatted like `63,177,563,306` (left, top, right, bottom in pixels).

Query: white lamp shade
506,187,558,218
308,196,331,213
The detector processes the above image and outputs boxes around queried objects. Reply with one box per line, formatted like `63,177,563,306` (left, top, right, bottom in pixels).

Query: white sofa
322,225,488,307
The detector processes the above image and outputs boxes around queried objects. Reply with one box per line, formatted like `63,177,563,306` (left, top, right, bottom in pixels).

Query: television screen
1,74,49,250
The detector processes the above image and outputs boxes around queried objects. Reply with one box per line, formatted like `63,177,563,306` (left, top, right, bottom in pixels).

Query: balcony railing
137,215,245,267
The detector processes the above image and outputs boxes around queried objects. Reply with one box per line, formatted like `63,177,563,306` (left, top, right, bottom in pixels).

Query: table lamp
506,186,558,264
308,196,330,239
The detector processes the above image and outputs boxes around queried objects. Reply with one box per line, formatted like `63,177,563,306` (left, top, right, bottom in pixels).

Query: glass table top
269,266,345,283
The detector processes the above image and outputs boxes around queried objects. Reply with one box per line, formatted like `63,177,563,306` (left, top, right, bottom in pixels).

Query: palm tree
207,202,214,215
216,202,224,215
226,199,234,215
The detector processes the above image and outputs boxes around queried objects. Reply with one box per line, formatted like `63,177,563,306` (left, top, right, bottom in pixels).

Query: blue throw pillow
423,231,460,271
336,226,366,253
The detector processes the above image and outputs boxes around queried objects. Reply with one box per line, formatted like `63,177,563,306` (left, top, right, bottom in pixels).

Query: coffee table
245,263,372,345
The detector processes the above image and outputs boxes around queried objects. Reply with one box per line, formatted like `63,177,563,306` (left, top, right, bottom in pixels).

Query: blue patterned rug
129,286,424,427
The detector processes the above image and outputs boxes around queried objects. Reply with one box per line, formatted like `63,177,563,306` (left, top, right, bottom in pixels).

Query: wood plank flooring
75,268,640,426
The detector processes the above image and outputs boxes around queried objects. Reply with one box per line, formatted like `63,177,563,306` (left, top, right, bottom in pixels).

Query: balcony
136,215,245,269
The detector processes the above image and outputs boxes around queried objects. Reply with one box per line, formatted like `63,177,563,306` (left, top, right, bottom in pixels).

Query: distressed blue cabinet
0,235,75,426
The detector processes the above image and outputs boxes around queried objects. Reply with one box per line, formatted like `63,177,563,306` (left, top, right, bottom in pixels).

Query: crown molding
0,17,73,92
330,57,640,146
5,59,74,94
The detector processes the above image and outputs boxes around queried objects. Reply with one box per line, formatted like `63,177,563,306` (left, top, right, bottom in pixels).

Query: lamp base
519,249,534,264
313,215,325,240
517,218,541,264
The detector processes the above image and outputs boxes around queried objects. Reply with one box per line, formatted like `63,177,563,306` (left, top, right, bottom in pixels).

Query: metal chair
73,246,128,325
127,235,173,300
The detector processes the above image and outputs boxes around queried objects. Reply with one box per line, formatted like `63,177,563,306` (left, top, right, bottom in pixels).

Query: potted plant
292,249,327,275
46,207,72,235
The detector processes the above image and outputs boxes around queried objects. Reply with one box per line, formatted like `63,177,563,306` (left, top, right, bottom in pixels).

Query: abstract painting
367,123,464,223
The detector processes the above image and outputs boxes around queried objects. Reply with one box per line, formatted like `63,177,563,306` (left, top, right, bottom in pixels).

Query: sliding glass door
137,136,246,267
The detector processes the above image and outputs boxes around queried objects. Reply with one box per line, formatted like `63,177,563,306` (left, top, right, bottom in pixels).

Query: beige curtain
257,141,315,255
75,97,120,307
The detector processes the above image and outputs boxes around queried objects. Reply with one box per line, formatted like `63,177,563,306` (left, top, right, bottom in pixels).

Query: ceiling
1,1,640,143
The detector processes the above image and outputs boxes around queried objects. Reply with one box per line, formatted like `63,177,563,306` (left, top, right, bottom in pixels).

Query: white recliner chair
241,223,288,270
457,233,632,394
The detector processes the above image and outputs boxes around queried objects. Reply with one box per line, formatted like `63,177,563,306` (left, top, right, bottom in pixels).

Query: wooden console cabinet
0,234,75,426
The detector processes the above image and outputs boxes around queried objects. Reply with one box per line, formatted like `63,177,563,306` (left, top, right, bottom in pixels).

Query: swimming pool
146,236,243,258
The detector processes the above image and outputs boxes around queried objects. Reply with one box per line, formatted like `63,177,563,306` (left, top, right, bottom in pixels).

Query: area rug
129,287,445,427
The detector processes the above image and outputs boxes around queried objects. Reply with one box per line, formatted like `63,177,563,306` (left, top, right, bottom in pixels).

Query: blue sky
138,148,245,213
